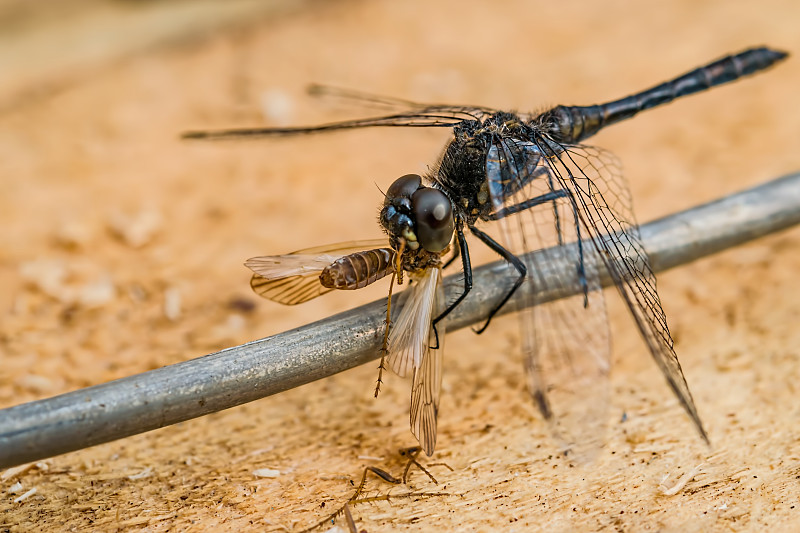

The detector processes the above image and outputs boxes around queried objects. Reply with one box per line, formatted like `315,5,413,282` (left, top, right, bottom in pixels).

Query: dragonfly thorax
434,134,495,225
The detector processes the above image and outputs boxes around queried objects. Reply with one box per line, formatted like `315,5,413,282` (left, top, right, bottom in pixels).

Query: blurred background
1,0,799,531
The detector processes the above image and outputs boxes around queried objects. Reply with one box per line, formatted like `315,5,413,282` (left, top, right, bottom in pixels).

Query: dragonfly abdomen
542,47,787,143
320,248,395,290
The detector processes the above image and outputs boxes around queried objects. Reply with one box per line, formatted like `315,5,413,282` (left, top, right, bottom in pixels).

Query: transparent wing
486,139,611,458
386,268,440,378
488,136,706,444
307,83,499,118
182,89,498,140
533,139,707,441
245,239,386,305
409,268,444,456
385,267,442,455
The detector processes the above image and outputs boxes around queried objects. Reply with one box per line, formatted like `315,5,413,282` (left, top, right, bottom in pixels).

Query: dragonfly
185,46,787,455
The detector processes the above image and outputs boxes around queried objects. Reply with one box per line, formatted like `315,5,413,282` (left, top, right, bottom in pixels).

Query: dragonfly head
380,174,454,254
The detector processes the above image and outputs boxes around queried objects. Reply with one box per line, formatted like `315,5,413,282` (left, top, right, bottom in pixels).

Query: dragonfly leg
547,176,565,247
430,227,471,349
569,201,590,306
484,189,568,221
469,226,526,334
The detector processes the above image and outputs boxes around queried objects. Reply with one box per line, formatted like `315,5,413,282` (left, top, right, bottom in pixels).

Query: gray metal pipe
1,172,799,468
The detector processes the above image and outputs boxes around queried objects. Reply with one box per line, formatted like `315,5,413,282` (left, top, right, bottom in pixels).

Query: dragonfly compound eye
412,187,454,253
384,174,422,206
381,174,425,249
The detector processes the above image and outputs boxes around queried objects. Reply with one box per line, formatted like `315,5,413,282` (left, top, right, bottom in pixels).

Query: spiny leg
569,195,590,307
398,446,439,484
376,238,408,396
431,226,471,349
485,189,568,221
469,225,526,334
298,448,445,533
296,466,401,533
534,148,589,305
375,270,398,398
549,173,565,247
476,188,578,331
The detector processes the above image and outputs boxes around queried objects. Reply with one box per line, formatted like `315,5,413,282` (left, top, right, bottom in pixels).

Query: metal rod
1,172,799,468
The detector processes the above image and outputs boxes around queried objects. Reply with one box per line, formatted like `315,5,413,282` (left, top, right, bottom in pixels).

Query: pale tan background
1,0,799,531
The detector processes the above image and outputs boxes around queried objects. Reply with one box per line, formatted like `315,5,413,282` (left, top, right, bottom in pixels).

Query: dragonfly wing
537,140,707,441
245,239,386,305
307,84,499,120
183,109,493,140
486,139,612,458
184,85,501,140
409,268,444,456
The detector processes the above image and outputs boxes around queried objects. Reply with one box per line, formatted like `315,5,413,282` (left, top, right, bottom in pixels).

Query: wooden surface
1,0,799,531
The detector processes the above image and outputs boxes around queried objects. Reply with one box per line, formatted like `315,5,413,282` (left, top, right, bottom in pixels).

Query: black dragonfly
185,47,787,455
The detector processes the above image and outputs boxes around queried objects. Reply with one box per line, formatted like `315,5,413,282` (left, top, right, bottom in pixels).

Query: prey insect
189,47,787,455
245,175,454,455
